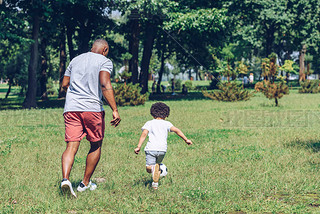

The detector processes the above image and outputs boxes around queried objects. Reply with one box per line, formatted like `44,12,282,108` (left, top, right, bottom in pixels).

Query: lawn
1,87,320,213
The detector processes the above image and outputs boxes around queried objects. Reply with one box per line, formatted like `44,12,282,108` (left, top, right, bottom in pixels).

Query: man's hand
185,139,193,145
134,147,141,154
110,110,121,127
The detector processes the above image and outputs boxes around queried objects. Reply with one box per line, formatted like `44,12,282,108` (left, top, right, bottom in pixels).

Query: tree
23,8,40,108
255,53,289,106
279,59,298,80
0,0,30,89
165,6,229,81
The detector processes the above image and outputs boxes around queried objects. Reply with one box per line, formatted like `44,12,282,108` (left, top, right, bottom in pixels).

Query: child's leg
153,152,166,183
145,151,156,174
146,165,153,173
145,151,160,187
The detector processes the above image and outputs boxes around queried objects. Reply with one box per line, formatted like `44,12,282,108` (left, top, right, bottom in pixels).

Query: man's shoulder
70,52,90,63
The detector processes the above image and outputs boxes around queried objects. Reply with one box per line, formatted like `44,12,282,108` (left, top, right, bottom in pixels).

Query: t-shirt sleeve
142,121,151,131
167,121,174,132
101,59,113,74
64,63,72,77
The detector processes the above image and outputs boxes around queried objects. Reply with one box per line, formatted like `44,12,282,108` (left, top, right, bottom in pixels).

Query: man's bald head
91,39,109,56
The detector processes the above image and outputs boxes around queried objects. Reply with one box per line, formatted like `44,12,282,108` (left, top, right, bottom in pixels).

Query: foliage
1,0,320,106
235,60,249,75
113,83,148,106
184,80,193,90
280,60,298,75
255,81,289,106
215,58,236,81
175,79,182,91
261,58,271,79
202,81,253,102
119,71,132,84
46,77,56,95
304,54,314,77
299,80,320,94
255,53,289,106
165,8,228,33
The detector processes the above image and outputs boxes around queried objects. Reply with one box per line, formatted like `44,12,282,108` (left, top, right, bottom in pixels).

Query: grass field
1,85,320,213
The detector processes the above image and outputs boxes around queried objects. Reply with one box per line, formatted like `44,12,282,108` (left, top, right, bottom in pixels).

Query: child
134,102,192,189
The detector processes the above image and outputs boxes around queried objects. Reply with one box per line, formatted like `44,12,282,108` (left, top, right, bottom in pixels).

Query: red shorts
64,111,105,142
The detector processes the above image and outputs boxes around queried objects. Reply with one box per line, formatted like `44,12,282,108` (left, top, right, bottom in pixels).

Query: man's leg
82,140,102,186
61,141,80,180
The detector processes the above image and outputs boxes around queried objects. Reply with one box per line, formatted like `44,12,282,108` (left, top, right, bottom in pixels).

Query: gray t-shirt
64,52,113,113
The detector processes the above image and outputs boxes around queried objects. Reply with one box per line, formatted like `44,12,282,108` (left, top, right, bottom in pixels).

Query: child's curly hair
150,102,170,119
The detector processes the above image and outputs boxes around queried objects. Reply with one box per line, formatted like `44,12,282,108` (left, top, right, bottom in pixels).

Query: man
60,39,121,197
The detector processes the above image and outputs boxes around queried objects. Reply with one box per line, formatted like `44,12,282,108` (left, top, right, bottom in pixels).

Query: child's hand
134,147,141,154
185,139,193,145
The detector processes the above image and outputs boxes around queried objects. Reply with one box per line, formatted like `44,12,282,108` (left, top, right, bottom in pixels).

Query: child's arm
134,129,149,154
170,126,193,145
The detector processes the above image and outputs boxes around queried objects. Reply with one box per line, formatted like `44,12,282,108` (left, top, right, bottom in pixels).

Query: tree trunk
66,23,76,60
58,31,67,98
78,20,92,54
140,21,156,94
5,81,12,99
265,25,275,56
299,44,306,81
129,17,140,84
23,13,40,109
40,38,48,100
275,97,278,106
157,50,165,94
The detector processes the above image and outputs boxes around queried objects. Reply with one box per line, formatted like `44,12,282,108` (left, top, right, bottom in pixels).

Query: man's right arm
61,76,70,92
99,71,121,127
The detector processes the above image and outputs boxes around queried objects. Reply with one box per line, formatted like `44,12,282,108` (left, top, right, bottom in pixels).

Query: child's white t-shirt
142,119,173,152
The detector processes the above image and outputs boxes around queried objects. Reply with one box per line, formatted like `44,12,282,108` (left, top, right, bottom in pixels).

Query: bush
46,77,57,95
202,81,253,102
299,80,320,93
114,83,149,106
175,79,182,91
255,81,289,106
184,80,193,90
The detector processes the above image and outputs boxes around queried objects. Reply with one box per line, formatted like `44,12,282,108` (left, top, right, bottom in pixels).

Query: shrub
184,80,193,90
255,53,289,106
299,80,320,93
175,79,182,91
255,81,289,106
202,81,253,102
46,77,56,95
114,83,149,106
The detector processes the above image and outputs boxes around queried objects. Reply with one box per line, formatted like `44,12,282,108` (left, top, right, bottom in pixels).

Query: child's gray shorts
145,151,166,166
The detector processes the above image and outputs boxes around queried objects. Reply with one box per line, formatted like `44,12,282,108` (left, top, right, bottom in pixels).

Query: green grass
1,87,320,213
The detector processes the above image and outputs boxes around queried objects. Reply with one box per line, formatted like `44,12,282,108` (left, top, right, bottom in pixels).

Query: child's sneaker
152,164,160,183
61,178,77,198
152,182,158,190
77,181,97,192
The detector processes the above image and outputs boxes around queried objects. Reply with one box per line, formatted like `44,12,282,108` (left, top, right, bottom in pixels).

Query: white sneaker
152,182,158,190
77,181,97,192
61,179,77,198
